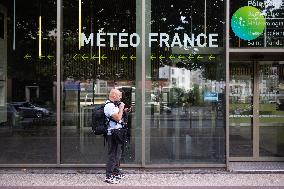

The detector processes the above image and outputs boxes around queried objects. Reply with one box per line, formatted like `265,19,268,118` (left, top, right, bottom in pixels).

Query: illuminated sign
81,33,219,48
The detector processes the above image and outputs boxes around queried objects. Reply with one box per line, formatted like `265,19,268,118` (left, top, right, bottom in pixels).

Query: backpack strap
105,100,127,127
104,100,119,125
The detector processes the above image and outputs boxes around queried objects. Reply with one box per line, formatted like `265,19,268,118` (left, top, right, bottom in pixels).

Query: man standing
104,89,126,184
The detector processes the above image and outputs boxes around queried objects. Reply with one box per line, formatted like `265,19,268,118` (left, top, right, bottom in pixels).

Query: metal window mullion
13,0,15,50
230,48,284,53
56,0,62,166
253,61,260,158
225,0,230,169
204,0,206,35
229,157,284,161
141,0,146,168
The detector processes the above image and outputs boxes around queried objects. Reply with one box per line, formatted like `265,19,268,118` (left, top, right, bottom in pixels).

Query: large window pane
145,0,226,164
0,0,57,164
61,0,140,164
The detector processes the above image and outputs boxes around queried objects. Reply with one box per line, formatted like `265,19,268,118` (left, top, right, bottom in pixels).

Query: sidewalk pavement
0,168,283,187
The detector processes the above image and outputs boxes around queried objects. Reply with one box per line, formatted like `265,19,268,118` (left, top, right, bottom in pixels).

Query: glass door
229,56,284,160
259,62,284,158
229,62,254,157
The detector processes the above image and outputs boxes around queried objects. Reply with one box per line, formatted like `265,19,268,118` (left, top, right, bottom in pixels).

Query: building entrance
229,53,284,161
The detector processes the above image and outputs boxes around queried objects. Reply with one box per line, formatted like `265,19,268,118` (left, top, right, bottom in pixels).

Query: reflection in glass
61,0,139,164
229,62,253,157
146,0,226,163
259,62,284,157
0,0,57,164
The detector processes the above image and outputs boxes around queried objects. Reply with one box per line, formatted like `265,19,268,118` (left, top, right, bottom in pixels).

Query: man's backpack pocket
92,106,107,135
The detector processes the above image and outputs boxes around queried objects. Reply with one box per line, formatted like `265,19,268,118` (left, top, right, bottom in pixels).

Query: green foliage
192,84,202,106
169,85,203,107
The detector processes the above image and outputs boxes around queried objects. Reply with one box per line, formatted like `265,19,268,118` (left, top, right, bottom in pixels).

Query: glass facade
0,0,283,166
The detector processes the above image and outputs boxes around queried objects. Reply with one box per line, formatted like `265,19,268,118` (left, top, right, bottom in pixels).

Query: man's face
114,91,122,101
117,92,122,101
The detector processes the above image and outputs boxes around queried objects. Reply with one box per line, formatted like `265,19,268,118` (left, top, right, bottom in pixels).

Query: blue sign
204,92,218,102
64,81,80,91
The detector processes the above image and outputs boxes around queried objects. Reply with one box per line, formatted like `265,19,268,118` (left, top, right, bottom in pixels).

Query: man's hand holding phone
119,102,125,110
124,106,132,113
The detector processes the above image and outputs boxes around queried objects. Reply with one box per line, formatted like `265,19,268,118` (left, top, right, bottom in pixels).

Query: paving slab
0,169,283,187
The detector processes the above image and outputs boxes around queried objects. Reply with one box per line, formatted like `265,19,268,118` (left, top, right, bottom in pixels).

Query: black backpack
91,101,115,135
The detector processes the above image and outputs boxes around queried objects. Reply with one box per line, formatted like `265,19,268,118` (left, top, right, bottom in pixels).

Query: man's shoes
113,173,125,180
104,176,120,184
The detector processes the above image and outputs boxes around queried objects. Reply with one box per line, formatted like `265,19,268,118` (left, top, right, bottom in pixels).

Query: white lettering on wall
160,33,170,47
107,33,117,47
81,32,219,48
209,34,218,47
81,33,94,47
149,33,158,47
96,33,106,47
171,33,183,47
130,33,140,47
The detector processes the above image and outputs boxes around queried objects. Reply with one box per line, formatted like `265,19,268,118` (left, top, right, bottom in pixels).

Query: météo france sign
81,33,219,48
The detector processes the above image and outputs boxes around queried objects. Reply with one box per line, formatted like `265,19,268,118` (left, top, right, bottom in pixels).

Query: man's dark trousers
106,134,122,177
